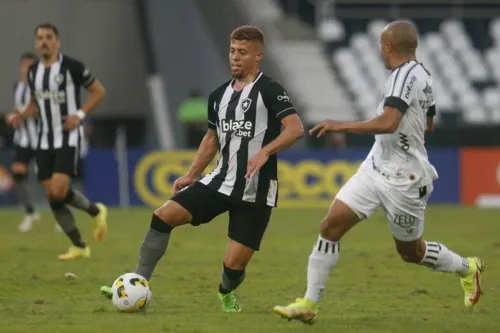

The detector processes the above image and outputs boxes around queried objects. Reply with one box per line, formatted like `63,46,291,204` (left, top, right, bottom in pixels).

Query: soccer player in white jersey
273,20,485,322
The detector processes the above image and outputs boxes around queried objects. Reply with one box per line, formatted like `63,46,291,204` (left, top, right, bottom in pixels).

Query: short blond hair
230,26,265,45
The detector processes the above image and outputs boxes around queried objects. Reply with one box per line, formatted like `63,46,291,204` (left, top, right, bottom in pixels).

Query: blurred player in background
6,23,108,260
101,25,304,312
9,52,41,232
273,20,485,322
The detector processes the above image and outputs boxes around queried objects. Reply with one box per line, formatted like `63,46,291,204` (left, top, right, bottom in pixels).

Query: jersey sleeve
427,103,436,117
384,65,419,115
70,59,96,88
207,92,217,130
262,81,297,121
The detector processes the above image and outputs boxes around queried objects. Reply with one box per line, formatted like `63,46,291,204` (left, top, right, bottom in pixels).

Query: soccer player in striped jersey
273,20,485,322
9,52,41,232
6,23,108,260
100,25,304,312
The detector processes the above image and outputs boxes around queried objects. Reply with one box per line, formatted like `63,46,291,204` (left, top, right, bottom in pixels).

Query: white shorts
335,170,433,241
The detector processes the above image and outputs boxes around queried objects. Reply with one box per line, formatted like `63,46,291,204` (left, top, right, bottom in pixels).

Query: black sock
64,188,100,217
13,173,35,214
135,214,173,280
66,229,86,248
219,265,245,294
50,200,86,248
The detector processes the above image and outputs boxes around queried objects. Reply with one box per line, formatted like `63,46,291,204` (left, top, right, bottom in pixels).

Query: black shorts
36,148,79,181
171,182,272,251
13,146,36,165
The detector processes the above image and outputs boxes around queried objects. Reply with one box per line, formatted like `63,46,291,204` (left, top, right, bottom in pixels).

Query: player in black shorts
8,52,41,232
6,23,108,260
101,25,304,312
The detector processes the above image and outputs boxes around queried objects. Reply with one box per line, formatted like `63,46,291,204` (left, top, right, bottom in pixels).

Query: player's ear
256,50,263,62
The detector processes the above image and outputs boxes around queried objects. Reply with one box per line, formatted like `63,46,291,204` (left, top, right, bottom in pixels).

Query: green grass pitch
0,206,498,333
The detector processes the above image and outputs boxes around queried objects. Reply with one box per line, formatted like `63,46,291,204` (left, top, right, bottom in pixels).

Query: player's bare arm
246,114,303,178
426,116,435,133
309,106,403,137
174,129,218,193
63,79,106,130
425,104,436,133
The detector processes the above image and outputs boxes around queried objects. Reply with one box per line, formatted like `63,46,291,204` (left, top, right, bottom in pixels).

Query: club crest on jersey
241,98,252,113
54,74,64,86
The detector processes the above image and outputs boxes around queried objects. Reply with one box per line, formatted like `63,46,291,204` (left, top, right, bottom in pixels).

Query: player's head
34,23,60,60
19,52,37,81
229,26,264,79
380,20,418,69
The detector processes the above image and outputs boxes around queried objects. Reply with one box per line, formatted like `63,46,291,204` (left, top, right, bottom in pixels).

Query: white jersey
360,60,438,190
13,81,39,150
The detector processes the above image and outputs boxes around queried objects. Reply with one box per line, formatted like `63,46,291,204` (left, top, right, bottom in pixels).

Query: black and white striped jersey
27,53,95,150
199,72,297,207
13,81,39,150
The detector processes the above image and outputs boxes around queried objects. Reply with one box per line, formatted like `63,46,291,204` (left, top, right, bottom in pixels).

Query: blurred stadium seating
277,0,500,127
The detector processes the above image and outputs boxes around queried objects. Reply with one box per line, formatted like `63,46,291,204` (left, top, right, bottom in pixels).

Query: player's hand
5,112,23,128
309,120,345,138
63,115,82,130
173,175,196,194
245,150,269,178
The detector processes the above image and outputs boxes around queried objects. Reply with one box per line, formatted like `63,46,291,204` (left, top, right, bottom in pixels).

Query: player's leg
11,148,40,232
385,184,485,308
216,204,272,312
100,182,230,298
49,172,90,259
273,171,381,322
55,147,108,241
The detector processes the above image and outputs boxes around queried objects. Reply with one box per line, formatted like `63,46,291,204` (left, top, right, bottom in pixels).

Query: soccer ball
111,273,152,312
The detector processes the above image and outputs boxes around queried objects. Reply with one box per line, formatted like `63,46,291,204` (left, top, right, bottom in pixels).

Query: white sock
420,241,470,276
304,235,340,302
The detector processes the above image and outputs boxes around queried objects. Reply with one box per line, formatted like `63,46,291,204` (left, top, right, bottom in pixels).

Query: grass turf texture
0,206,498,333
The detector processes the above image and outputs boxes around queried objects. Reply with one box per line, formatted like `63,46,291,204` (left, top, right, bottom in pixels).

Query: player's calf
303,199,359,303
64,188,101,217
395,238,470,274
395,238,426,263
135,201,192,280
218,264,244,313
49,200,87,250
396,238,486,307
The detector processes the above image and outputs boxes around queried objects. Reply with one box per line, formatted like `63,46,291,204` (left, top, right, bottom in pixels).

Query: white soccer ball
111,273,152,312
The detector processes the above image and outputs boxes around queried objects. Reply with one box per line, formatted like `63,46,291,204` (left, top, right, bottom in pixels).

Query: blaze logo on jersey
241,98,252,113
35,91,66,104
221,119,253,138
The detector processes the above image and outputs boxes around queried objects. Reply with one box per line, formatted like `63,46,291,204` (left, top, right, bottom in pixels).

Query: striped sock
304,235,340,302
420,241,470,276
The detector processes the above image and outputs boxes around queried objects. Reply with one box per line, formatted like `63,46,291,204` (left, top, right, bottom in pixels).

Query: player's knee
224,252,251,271
49,184,68,201
319,214,351,242
11,163,27,176
153,200,192,228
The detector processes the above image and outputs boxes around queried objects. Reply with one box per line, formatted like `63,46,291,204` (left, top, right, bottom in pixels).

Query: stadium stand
276,0,500,126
